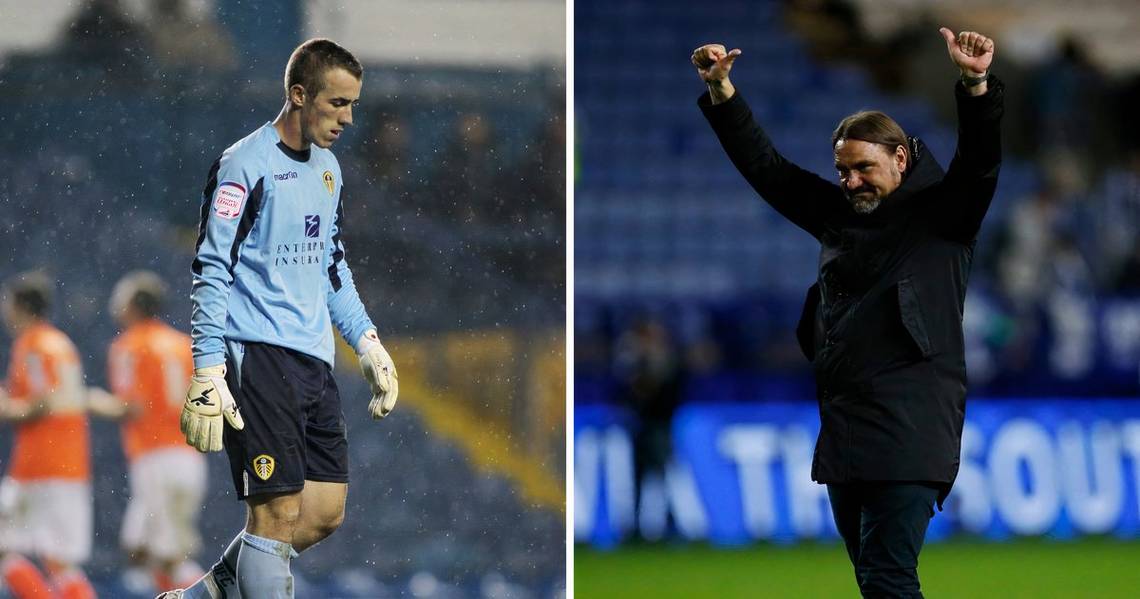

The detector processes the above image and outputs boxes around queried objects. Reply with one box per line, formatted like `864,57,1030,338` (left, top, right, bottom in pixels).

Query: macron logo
274,171,298,182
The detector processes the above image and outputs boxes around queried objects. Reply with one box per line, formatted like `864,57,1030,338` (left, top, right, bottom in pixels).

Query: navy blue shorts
223,342,348,499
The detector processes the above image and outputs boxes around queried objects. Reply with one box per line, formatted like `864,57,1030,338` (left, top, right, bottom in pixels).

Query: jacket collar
890,137,943,203
855,137,943,222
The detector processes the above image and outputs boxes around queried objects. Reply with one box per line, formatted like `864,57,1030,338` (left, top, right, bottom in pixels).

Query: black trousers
827,482,940,599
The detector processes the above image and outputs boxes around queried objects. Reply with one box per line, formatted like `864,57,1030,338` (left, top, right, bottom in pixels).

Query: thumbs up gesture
692,44,742,84
939,28,994,77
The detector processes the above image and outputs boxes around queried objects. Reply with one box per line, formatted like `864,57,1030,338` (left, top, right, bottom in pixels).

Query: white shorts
120,448,207,561
0,477,92,564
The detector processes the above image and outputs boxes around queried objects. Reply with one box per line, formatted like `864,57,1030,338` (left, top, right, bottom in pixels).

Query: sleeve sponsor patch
213,182,247,219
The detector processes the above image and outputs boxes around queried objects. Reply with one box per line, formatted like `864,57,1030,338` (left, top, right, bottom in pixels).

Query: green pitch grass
575,537,1140,598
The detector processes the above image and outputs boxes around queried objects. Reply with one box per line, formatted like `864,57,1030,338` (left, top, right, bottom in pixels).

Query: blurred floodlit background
574,0,1140,596
0,1,566,597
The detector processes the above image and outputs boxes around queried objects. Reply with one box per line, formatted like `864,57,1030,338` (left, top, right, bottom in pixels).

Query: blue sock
181,533,242,599
236,532,295,599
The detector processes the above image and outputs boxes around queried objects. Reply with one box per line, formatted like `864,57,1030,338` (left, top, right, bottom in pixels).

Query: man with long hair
693,28,1002,597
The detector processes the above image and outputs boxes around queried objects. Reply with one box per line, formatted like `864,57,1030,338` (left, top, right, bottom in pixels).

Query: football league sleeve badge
213,182,247,219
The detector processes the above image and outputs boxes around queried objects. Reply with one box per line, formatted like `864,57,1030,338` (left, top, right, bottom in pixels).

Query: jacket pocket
796,283,821,362
897,277,935,359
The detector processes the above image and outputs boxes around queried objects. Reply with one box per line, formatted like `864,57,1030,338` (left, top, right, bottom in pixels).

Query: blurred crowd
578,0,1140,406
342,102,566,332
788,0,1140,301
0,0,566,336
796,2,1140,394
56,0,238,76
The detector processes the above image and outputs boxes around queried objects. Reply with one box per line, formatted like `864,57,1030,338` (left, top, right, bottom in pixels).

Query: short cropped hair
4,271,52,318
284,38,363,102
111,270,167,319
832,111,909,161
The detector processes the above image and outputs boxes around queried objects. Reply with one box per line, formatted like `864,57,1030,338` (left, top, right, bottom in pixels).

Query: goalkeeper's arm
324,192,398,419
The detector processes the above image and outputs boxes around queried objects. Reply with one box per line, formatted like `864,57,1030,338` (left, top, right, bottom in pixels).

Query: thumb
220,387,244,430
224,404,245,430
939,27,957,49
720,48,742,68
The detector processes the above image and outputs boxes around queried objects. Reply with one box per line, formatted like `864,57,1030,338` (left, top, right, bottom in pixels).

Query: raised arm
692,43,741,105
933,28,1004,242
941,28,992,98
693,44,845,239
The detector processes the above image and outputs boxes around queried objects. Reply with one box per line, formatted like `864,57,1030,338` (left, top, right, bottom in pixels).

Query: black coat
699,77,1004,504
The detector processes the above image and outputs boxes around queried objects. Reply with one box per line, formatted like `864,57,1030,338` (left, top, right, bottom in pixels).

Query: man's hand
181,364,244,452
940,27,994,82
692,43,741,105
357,330,398,419
692,44,741,83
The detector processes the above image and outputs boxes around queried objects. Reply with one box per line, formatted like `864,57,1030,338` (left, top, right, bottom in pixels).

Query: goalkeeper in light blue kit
161,38,398,599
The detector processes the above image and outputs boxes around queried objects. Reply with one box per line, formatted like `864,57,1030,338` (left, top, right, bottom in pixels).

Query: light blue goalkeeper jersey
191,122,374,369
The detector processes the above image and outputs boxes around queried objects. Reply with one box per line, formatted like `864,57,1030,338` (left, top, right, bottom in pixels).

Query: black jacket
699,77,1004,504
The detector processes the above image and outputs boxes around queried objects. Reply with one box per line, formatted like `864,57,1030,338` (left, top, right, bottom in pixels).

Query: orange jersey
5,322,90,481
108,319,194,462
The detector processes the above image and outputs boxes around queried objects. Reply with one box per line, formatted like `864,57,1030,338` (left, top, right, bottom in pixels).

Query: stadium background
574,0,1140,596
0,1,566,597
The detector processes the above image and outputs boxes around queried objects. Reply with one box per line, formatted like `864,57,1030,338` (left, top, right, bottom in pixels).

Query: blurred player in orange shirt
0,271,96,599
89,271,207,594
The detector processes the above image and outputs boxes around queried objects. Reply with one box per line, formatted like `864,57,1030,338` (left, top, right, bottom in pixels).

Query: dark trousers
827,482,940,599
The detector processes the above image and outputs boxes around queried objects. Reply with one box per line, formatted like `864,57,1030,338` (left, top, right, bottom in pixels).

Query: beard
848,189,881,214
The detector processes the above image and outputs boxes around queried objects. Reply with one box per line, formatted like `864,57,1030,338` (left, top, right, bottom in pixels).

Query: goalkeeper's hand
181,364,244,452
357,330,398,419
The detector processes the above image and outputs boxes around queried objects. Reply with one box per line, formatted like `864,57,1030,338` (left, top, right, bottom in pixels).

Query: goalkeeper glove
356,330,398,419
181,364,244,452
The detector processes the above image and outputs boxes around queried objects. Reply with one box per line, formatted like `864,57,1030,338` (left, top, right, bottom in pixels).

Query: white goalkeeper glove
181,364,244,452
356,330,398,419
